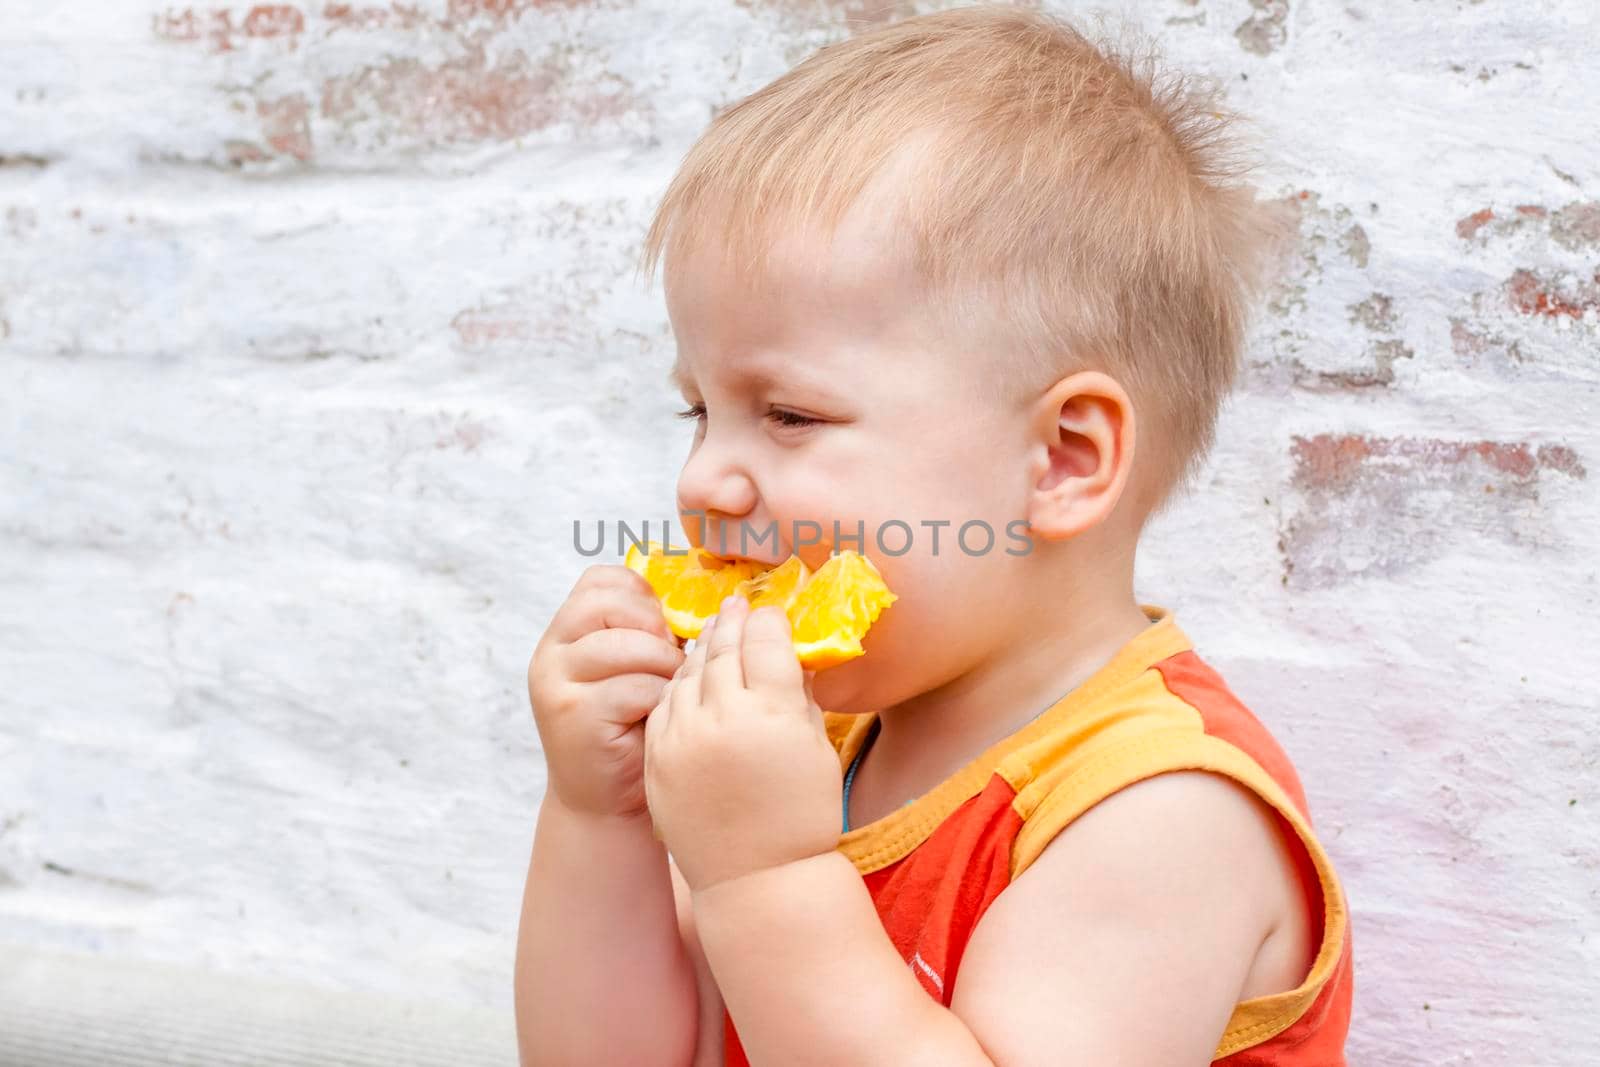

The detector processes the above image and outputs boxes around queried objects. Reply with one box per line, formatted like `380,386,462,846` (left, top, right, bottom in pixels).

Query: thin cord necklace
841,701,1056,833
844,617,1159,833
841,718,880,833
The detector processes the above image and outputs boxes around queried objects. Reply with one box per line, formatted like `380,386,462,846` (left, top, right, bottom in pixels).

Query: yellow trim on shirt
825,605,1191,874
818,605,1349,1057
1009,724,1349,1058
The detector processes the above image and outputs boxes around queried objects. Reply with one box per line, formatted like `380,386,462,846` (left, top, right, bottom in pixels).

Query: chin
811,640,916,715
811,655,879,715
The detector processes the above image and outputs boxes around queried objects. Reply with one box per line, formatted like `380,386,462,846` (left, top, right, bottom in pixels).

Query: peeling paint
1235,0,1288,57
1281,433,1586,587
1551,201,1600,252
317,43,644,150
1506,268,1600,321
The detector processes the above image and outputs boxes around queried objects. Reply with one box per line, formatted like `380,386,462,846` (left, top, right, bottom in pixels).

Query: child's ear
1024,370,1137,541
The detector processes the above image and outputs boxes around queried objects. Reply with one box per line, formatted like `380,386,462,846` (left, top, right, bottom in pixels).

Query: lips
700,550,786,569
696,528,786,568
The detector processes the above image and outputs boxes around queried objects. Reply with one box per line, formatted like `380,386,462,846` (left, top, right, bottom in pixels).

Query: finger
645,675,673,745
549,570,672,644
565,628,684,682
573,562,645,594
670,663,700,722
701,595,749,702
741,605,804,696
593,672,674,727
574,562,661,608
677,610,716,684
552,590,671,646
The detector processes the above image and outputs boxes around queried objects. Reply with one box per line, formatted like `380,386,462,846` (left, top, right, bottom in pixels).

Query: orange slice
734,554,810,614
784,551,897,670
625,540,764,640
623,539,699,592
625,542,895,670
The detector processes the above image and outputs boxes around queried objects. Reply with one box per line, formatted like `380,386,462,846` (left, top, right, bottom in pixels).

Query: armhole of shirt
1008,728,1350,1060
823,711,858,757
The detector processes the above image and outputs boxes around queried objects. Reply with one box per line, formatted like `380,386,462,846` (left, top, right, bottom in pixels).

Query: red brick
258,94,313,161
154,5,306,50
1291,434,1585,490
322,3,429,31
153,8,238,52
320,44,640,147
1281,433,1586,587
1536,445,1587,479
1448,319,1527,370
733,0,922,33
1455,208,1494,240
446,0,597,21
1551,201,1600,252
243,4,305,37
1456,199,1600,250
1506,268,1600,321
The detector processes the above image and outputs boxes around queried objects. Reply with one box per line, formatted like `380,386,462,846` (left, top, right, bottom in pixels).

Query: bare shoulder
670,855,726,1067
949,771,1314,1066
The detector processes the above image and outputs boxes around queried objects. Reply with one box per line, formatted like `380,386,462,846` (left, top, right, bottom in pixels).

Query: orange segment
624,539,698,591
627,542,895,670
660,562,765,640
734,555,810,614
784,551,897,670
625,540,764,640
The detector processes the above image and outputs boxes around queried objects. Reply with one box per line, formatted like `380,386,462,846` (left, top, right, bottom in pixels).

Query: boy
516,6,1353,1065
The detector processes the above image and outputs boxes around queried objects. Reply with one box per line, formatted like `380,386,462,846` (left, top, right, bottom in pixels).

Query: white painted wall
1,1,1596,1063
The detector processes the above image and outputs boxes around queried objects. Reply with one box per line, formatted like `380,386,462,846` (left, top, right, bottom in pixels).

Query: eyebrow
667,358,693,392
668,356,811,394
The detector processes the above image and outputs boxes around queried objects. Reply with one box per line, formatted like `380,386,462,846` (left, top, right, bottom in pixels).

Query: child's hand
643,596,841,893
526,565,686,821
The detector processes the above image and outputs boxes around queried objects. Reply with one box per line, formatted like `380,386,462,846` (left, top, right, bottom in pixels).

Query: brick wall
1,2,1595,1063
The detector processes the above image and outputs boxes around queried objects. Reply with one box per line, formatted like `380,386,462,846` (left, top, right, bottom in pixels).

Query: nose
676,432,759,547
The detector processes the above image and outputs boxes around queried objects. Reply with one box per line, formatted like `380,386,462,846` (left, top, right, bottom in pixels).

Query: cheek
857,472,1026,568
811,552,1001,712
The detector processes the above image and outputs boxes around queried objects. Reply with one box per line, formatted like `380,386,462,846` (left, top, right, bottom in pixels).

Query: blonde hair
638,4,1294,518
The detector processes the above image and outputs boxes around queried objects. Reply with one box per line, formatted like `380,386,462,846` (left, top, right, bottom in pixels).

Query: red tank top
723,605,1353,1064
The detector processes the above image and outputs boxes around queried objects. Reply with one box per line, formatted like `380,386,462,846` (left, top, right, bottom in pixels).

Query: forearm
514,797,697,1067
690,850,994,1067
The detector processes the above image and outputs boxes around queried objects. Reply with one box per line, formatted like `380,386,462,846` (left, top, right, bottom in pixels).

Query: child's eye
673,402,818,430
766,407,819,429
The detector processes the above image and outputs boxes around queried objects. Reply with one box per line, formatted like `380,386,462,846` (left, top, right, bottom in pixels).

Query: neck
868,548,1152,808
